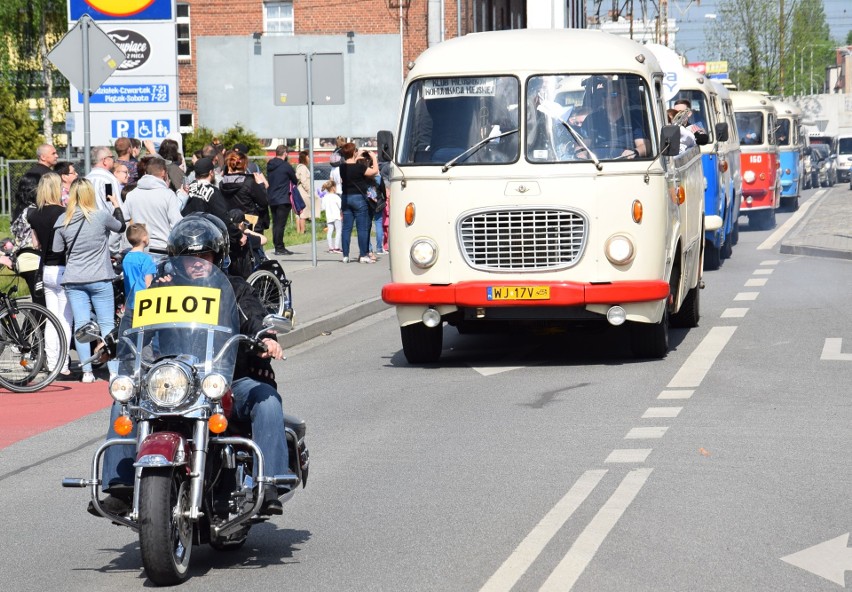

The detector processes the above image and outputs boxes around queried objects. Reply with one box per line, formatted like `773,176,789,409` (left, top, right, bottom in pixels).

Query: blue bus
772,100,804,211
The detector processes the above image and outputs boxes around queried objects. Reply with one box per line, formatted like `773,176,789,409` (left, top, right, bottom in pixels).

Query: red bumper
382,280,669,307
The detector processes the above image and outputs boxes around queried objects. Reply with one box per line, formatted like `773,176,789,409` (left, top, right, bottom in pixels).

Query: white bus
380,29,705,363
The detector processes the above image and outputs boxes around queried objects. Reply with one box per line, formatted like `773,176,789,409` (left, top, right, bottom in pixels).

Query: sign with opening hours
78,83,170,105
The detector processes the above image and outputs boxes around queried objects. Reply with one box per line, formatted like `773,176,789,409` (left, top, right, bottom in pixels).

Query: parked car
836,135,852,183
811,144,836,187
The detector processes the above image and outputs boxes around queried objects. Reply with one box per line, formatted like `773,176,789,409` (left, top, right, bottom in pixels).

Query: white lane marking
668,326,738,388
721,308,749,318
479,470,607,592
745,278,767,287
781,532,852,586
624,427,668,439
753,268,774,275
760,260,780,266
658,389,694,399
642,406,682,418
539,468,654,591
757,191,823,250
604,449,652,463
472,365,526,376
734,292,759,301
821,338,852,361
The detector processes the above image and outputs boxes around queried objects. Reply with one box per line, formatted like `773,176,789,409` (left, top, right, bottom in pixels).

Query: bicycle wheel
247,270,285,315
0,302,67,393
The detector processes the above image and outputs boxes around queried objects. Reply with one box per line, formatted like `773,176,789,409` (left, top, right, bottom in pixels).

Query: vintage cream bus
379,29,705,363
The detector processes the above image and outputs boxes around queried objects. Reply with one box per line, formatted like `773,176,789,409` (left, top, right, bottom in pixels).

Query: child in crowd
322,180,342,253
122,223,157,312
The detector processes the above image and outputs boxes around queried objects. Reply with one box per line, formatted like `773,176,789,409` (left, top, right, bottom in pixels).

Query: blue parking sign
112,119,135,138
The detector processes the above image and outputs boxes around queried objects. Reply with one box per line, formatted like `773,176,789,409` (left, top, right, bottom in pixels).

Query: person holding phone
86,146,123,254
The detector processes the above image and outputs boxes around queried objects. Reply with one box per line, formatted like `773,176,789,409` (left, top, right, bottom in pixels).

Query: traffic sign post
273,52,344,266
48,15,125,173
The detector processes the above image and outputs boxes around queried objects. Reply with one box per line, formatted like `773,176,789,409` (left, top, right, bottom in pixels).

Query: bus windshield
526,74,654,162
397,76,520,166
776,119,791,146
736,111,764,145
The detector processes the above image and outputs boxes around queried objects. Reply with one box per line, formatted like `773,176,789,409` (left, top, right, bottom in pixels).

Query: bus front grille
458,208,587,271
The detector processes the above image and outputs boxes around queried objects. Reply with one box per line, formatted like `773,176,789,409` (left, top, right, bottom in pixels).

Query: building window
179,111,194,134
265,1,294,36
177,3,191,60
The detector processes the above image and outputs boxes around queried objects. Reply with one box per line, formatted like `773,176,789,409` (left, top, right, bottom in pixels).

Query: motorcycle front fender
134,432,189,468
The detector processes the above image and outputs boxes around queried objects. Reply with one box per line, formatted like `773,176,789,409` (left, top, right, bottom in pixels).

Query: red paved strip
0,381,113,451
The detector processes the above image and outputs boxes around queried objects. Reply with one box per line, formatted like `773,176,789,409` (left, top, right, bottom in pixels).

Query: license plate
487,286,551,301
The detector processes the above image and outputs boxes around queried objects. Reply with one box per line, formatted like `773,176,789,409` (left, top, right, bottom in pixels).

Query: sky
666,0,852,63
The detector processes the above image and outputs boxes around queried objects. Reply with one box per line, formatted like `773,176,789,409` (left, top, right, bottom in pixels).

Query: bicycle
0,286,68,392
247,258,294,321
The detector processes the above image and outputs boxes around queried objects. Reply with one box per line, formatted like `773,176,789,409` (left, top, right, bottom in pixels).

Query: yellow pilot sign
133,286,221,328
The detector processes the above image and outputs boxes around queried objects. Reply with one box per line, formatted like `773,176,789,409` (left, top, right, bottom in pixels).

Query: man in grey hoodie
122,158,183,261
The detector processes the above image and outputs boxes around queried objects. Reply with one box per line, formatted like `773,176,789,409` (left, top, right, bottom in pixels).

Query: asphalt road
1,186,851,591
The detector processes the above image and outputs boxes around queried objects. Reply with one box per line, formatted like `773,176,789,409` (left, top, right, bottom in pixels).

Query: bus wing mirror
660,125,681,157
377,130,395,162
715,122,729,142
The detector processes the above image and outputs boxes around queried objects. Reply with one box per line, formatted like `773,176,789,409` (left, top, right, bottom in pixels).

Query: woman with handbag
28,173,74,378
339,143,379,264
53,178,126,383
295,150,312,234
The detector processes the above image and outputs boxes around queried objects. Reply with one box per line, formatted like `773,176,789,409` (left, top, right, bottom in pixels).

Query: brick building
178,0,585,136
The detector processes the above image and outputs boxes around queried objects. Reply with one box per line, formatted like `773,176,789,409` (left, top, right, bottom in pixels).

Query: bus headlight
743,170,756,184
410,238,438,268
605,234,635,265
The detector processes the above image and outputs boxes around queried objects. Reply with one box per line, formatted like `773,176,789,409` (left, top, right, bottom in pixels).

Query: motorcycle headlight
201,373,228,401
109,375,136,403
145,362,191,408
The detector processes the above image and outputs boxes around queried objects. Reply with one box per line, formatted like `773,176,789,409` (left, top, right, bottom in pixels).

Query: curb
778,189,852,260
278,297,391,349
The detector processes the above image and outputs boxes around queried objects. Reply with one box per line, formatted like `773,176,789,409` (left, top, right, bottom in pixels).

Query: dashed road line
624,427,668,439
745,278,767,287
658,389,694,399
668,326,738,388
753,268,774,275
760,259,780,266
479,470,608,592
721,307,749,318
604,449,652,463
642,406,682,418
734,292,759,301
539,468,654,592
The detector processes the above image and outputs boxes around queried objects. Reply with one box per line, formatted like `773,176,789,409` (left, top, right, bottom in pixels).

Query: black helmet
167,213,230,270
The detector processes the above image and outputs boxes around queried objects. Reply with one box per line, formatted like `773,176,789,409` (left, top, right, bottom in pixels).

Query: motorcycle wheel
139,468,193,585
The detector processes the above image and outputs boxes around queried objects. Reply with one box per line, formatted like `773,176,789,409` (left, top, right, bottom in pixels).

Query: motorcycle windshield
116,257,240,383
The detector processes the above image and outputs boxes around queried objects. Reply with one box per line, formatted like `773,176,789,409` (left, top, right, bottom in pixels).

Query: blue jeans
341,193,371,259
65,280,117,374
373,205,384,252
102,377,290,491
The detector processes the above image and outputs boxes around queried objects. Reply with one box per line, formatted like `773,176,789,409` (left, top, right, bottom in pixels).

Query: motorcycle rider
93,214,293,517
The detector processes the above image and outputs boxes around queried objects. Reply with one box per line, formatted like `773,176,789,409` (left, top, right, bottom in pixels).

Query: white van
379,29,705,363
836,134,852,184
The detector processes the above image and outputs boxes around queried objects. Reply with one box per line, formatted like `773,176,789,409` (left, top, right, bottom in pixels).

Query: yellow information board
133,286,221,328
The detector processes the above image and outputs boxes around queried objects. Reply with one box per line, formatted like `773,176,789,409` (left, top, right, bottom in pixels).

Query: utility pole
779,0,785,91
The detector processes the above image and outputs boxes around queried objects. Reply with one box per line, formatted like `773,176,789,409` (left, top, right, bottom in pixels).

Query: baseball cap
232,143,249,155
194,157,215,177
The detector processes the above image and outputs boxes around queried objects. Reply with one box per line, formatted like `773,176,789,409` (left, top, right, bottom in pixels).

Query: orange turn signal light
114,415,134,436
404,203,415,226
632,200,643,223
677,186,686,205
759,172,766,181
209,413,228,434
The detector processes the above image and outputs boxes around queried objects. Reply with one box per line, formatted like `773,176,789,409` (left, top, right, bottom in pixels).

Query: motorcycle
63,258,308,585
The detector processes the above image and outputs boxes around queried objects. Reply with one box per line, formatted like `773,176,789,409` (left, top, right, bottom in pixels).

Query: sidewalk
780,186,852,260
263,236,391,349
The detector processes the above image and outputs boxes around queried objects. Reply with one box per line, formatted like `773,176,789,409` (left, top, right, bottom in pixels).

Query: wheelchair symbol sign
137,120,154,138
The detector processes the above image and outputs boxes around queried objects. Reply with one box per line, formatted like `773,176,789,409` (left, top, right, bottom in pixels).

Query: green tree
0,81,42,159
787,0,834,95
708,0,834,96
183,124,264,158
0,0,67,144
